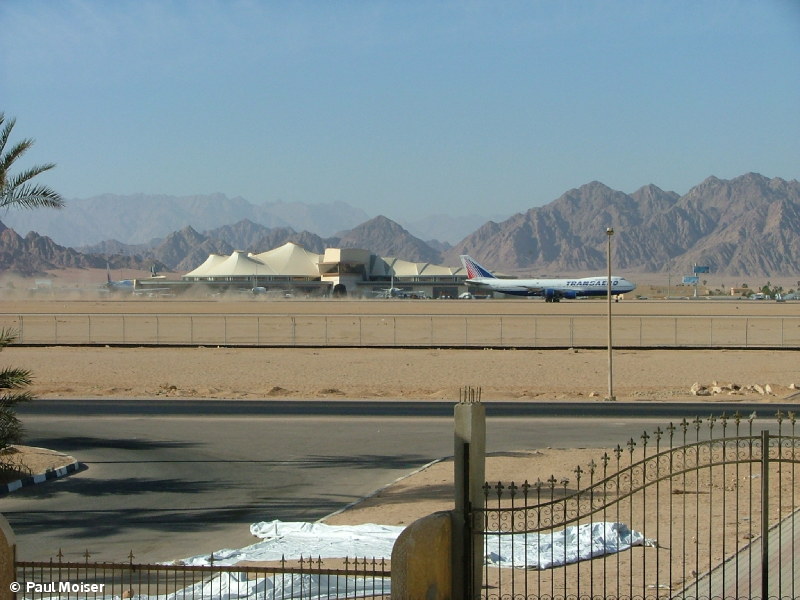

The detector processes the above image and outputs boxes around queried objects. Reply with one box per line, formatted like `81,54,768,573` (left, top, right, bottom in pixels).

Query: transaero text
566,280,620,287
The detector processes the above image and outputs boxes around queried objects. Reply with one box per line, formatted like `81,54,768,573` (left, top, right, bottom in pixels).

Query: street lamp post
606,227,616,401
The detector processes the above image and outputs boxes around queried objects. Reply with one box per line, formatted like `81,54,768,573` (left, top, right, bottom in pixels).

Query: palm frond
0,390,34,408
0,407,25,449
0,182,64,210
6,163,56,187
0,113,15,157
0,327,17,348
0,138,35,178
0,368,33,391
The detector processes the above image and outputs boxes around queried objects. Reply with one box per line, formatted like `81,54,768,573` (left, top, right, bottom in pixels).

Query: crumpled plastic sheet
484,521,654,569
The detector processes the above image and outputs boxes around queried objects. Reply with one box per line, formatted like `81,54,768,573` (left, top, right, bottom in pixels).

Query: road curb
1,448,80,495
320,456,448,523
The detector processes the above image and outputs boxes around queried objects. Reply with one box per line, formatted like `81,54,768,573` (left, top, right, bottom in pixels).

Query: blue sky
2,1,799,222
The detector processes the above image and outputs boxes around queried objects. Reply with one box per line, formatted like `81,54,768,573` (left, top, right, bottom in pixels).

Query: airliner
460,255,636,302
105,264,171,296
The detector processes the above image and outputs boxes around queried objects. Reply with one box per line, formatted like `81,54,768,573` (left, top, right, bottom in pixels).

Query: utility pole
606,228,616,401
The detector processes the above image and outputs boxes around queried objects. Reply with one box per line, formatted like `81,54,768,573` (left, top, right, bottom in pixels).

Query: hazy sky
2,1,799,222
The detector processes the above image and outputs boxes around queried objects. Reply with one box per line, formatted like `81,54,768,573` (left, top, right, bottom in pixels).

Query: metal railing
473,412,800,600
3,313,800,348
16,554,390,599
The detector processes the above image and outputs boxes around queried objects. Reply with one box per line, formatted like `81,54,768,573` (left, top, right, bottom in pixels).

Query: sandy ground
5,346,798,402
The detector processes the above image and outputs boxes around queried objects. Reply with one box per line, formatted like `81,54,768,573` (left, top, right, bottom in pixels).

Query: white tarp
484,521,649,569
33,521,649,600
162,571,390,600
181,519,650,570
179,521,404,567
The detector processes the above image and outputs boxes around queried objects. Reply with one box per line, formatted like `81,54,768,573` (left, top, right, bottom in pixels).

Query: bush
0,328,33,451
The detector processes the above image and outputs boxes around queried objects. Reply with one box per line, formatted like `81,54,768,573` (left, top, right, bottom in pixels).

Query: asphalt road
4,399,791,564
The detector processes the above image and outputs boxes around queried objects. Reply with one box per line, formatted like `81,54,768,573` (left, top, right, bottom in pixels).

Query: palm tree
0,112,63,465
0,112,64,210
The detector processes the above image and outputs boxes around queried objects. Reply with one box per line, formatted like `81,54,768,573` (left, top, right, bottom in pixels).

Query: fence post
499,317,503,347
569,316,574,347
746,318,749,348
453,387,485,599
762,429,769,599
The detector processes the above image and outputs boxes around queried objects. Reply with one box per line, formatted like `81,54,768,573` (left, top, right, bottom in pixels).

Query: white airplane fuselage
466,275,637,299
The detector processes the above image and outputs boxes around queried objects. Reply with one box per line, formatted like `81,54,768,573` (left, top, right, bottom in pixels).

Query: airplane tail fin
460,255,496,279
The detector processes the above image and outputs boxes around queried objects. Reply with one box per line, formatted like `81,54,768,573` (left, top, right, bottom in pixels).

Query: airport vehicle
459,255,637,302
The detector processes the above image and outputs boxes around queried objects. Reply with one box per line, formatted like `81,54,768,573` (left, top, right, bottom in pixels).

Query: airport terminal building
178,242,467,298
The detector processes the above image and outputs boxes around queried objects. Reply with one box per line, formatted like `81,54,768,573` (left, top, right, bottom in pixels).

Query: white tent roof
252,242,321,277
377,257,461,277
186,251,276,277
184,254,228,278
184,245,462,281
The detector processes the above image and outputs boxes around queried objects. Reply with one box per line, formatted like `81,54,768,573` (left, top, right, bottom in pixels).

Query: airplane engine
544,289,577,302
544,289,561,302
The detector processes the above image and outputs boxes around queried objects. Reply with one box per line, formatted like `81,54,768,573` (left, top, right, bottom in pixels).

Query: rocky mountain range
0,172,798,278
445,172,800,277
0,192,491,247
0,193,371,248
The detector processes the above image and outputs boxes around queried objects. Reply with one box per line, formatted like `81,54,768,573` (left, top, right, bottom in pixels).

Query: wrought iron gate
472,412,800,600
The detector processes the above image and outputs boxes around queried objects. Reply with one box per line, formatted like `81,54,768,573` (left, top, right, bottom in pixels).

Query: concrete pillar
453,389,486,600
0,514,16,600
390,511,453,600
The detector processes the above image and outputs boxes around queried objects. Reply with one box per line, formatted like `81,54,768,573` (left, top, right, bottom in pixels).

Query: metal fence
3,313,800,348
16,554,390,599
473,412,800,600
